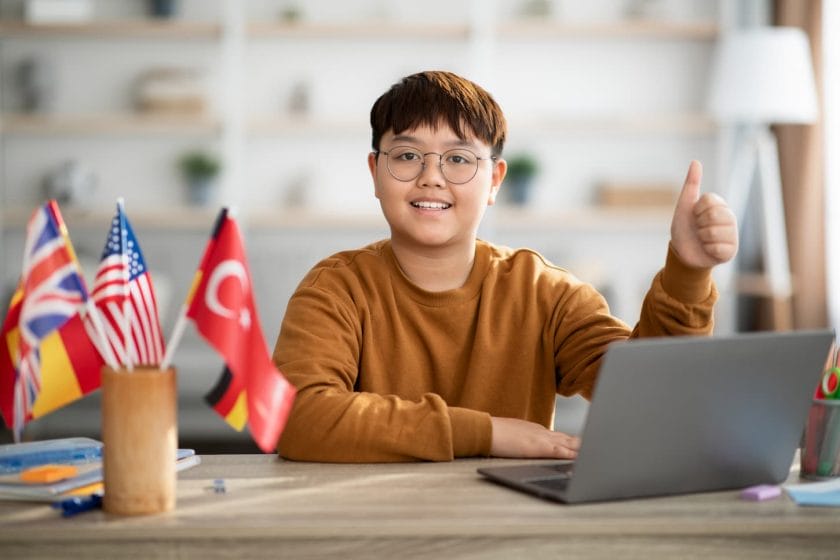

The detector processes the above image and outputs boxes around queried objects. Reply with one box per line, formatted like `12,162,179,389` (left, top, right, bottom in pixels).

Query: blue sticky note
785,478,840,507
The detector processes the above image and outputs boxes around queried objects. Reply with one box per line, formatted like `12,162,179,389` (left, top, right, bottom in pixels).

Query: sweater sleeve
554,245,717,399
273,284,491,462
631,244,717,338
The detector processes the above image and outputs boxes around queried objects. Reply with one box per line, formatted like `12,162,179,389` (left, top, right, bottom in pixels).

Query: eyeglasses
375,146,496,185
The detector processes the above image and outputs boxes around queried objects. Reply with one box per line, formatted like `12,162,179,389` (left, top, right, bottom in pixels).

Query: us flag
2,201,90,440
89,201,165,367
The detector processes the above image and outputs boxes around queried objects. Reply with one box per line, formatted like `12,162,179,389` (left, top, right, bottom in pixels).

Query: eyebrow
389,134,478,150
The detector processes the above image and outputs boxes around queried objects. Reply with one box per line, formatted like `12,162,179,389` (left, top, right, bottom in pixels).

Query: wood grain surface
1,455,838,559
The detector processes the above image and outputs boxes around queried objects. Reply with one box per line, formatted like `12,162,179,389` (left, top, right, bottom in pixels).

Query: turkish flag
186,210,295,453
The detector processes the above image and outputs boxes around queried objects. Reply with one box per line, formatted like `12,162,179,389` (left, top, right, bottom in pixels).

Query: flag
184,209,295,452
89,201,165,367
0,201,103,439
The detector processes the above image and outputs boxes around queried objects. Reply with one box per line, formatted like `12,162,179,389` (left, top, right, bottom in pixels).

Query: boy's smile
368,124,506,256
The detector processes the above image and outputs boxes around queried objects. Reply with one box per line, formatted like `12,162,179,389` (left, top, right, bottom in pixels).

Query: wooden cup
101,366,177,515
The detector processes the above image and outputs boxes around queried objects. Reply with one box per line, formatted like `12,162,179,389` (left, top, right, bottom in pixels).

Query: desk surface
1,455,838,559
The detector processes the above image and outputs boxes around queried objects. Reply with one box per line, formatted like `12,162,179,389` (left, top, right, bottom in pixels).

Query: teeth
412,201,451,209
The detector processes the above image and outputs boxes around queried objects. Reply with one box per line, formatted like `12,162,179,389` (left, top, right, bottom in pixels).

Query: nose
417,153,446,187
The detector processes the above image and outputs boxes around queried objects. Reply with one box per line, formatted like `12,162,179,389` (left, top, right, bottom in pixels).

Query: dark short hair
370,71,507,157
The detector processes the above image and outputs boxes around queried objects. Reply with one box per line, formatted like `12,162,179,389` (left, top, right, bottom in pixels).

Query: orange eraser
19,464,78,484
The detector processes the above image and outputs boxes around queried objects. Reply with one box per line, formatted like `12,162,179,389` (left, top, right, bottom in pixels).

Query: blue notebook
0,437,199,501
0,437,103,474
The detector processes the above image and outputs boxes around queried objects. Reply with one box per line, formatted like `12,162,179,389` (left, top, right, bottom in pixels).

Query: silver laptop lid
564,330,834,502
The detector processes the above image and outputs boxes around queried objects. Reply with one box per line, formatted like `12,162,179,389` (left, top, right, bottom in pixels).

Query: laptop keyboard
528,477,571,491
524,463,574,493
546,463,575,477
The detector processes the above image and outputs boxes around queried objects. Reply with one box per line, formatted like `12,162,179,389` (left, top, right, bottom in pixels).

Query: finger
676,160,703,210
695,224,737,244
693,200,736,231
698,241,738,263
694,206,737,229
551,444,578,459
563,434,581,451
692,192,728,218
549,433,581,458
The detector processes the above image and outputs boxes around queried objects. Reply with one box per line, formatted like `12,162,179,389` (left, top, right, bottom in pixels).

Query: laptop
477,329,834,504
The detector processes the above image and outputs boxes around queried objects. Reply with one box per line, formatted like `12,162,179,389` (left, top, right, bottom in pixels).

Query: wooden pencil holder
101,366,177,515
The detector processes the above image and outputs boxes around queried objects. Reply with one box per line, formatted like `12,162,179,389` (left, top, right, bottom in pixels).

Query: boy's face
368,123,506,253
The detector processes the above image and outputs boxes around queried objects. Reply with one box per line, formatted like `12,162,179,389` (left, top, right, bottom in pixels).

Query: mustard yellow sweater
273,239,716,462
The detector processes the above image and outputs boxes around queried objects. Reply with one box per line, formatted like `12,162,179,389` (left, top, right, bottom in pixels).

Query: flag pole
85,299,120,371
117,198,136,372
161,207,228,371
51,199,119,371
160,307,187,372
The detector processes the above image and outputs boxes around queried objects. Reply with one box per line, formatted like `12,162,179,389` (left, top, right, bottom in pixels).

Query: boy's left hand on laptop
490,417,580,459
669,160,739,268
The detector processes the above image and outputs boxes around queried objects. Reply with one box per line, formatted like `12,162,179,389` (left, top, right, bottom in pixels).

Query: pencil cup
801,399,840,480
101,366,177,515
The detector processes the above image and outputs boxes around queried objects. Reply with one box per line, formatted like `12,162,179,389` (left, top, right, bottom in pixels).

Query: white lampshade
707,27,818,124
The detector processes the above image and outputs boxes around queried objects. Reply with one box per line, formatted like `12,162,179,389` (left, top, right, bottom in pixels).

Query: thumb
675,160,702,212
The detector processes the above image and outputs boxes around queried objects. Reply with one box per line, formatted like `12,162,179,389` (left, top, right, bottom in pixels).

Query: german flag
204,366,248,431
1,287,103,428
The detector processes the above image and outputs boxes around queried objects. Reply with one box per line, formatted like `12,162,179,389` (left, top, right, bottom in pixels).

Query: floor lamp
707,27,818,330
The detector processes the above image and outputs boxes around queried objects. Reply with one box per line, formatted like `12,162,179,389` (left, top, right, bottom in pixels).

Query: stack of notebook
0,437,199,501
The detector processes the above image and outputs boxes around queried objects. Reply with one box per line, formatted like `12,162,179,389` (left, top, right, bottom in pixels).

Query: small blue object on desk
740,484,782,501
785,478,840,507
52,494,103,517
0,438,102,474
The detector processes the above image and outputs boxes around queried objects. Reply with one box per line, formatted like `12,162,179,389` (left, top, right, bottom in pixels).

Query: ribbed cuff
449,407,492,458
661,244,714,304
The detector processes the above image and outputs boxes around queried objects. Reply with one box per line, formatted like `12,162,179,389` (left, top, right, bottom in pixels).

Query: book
0,437,103,474
0,438,200,501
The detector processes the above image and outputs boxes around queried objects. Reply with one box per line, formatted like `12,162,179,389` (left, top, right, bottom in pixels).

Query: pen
52,493,103,517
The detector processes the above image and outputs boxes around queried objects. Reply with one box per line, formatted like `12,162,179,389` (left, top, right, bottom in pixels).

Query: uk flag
7,201,90,439
89,201,165,367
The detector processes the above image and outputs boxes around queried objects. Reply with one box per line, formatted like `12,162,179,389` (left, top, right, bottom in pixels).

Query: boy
273,71,738,462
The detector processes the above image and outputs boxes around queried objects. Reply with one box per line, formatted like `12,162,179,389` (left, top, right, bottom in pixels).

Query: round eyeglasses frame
374,147,497,185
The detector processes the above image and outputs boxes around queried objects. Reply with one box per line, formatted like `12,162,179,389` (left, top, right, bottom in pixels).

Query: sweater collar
383,240,492,306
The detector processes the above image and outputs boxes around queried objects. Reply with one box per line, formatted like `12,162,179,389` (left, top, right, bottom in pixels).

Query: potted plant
503,153,539,205
178,150,220,206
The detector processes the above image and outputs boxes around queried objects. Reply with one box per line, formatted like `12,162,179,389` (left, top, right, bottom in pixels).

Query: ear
368,152,381,199
487,158,507,206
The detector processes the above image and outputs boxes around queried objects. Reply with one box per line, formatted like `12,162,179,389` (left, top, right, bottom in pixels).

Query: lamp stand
727,126,793,330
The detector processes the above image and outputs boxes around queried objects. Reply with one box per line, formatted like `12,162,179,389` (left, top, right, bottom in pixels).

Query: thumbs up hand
669,160,738,269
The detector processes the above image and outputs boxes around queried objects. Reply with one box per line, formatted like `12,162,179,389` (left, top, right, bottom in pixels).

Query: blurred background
0,0,836,451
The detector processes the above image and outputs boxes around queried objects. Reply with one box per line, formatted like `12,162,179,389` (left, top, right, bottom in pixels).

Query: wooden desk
0,455,838,559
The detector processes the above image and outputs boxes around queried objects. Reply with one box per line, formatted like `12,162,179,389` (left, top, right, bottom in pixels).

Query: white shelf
0,18,715,42
247,21,470,40
1,206,667,233
515,113,717,135
247,115,368,136
248,113,715,136
492,207,671,232
498,19,719,40
0,112,714,137
0,113,220,136
0,19,221,39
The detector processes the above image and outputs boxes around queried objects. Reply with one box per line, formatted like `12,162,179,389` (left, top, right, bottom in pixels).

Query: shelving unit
0,113,220,135
0,0,733,329
496,19,719,39
0,0,744,443
247,21,471,39
0,19,221,38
